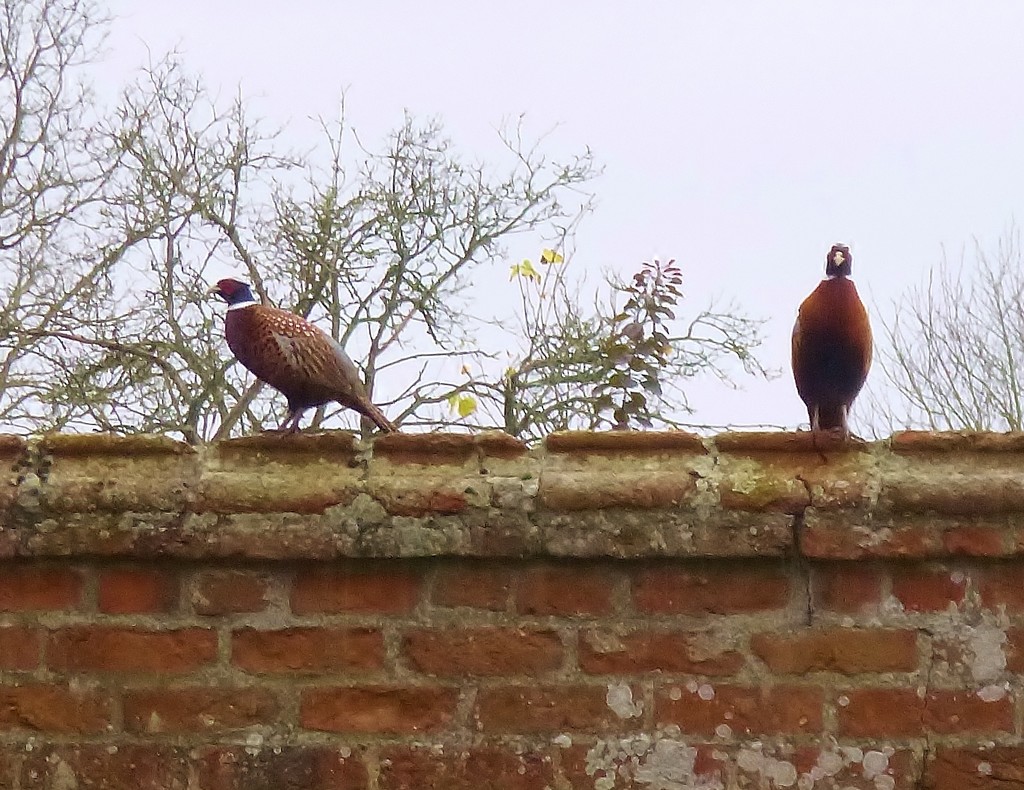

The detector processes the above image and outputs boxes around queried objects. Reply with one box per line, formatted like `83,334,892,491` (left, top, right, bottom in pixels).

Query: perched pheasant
210,278,397,433
791,244,872,438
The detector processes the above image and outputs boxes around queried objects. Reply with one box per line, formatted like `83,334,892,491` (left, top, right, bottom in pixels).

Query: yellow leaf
541,248,564,265
457,394,477,417
510,259,541,283
447,393,477,418
460,364,471,375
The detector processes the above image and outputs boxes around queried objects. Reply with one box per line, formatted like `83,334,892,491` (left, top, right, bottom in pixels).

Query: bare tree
0,0,770,442
871,228,1024,433
0,0,122,430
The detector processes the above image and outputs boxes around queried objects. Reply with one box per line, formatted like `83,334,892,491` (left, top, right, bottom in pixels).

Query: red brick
379,744,552,790
0,745,23,788
540,469,696,511
751,629,918,674
1006,628,1024,672
232,627,382,673
98,566,178,613
124,687,278,734
18,744,188,790
924,690,1014,734
943,526,1008,556
301,686,458,734
192,570,270,615
48,627,216,673
197,746,368,790
291,564,421,614
839,689,924,737
633,564,790,614
0,625,40,670
558,742,726,790
801,523,941,559
476,685,638,733
980,565,1024,611
579,630,743,675
778,746,921,790
811,563,883,613
375,486,468,517
0,684,112,733
890,565,966,612
926,747,1024,789
515,564,616,616
655,684,822,735
433,564,511,610
403,628,562,676
0,564,83,610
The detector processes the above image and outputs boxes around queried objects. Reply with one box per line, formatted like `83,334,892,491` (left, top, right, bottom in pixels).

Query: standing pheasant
791,244,872,439
210,278,397,433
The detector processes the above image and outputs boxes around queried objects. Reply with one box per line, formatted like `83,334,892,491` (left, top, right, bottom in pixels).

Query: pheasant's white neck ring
227,299,260,312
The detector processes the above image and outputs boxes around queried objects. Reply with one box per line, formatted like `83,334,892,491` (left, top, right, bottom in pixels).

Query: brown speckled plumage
212,279,396,433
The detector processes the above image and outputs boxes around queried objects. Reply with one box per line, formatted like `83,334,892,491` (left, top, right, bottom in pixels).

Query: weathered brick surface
123,687,279,734
891,564,968,611
923,690,1015,734
231,627,383,673
515,563,617,615
838,688,927,737
979,564,1024,611
750,628,918,673
192,569,271,615
0,564,83,610
378,744,551,790
99,566,178,613
578,629,744,675
0,625,41,670
0,431,1022,788
475,684,638,733
290,564,421,614
655,683,823,735
301,686,459,733
0,684,112,733
633,563,792,614
432,563,511,610
198,433,359,514
926,747,1024,789
48,626,217,673
19,744,190,790
196,746,369,790
403,627,563,676
811,562,884,613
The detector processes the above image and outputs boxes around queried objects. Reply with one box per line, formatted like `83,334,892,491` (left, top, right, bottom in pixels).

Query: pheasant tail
358,399,397,434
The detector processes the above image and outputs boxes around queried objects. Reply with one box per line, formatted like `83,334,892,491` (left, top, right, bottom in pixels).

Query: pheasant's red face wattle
212,278,253,305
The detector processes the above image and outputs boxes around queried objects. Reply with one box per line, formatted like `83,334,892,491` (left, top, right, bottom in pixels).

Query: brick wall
0,430,1023,788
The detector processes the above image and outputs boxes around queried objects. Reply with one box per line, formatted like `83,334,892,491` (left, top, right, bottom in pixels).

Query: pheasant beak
207,284,224,299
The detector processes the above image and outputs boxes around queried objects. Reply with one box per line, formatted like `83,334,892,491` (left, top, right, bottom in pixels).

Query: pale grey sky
102,2,1024,432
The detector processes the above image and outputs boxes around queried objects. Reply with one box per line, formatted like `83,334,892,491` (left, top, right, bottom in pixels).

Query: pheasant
791,244,872,439
210,278,397,433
